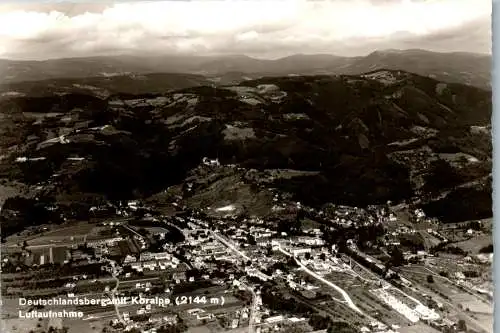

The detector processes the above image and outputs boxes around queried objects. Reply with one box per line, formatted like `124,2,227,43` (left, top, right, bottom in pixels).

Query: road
287,288,365,325
207,230,261,333
122,224,146,239
276,246,366,316
104,259,126,325
210,231,251,261
212,229,373,323
4,241,79,250
165,221,188,237
241,281,257,333
111,275,124,323
119,276,160,284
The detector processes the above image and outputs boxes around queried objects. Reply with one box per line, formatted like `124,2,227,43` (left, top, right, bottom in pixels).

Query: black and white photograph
0,1,493,333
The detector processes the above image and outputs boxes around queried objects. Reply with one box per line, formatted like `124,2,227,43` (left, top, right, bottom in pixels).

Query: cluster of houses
126,251,181,272
50,192,479,333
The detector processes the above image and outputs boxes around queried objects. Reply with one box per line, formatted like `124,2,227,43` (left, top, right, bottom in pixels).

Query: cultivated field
450,235,492,254
398,322,441,333
449,293,493,313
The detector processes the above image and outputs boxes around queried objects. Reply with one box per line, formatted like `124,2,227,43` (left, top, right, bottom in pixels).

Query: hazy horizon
0,0,492,61
0,48,493,63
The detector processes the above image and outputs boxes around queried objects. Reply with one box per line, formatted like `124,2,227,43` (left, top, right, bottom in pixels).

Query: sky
0,0,492,60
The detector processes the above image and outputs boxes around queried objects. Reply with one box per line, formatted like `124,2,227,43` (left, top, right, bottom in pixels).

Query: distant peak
370,48,427,56
222,54,254,60
376,49,404,53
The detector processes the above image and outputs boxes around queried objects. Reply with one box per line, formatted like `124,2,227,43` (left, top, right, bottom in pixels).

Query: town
0,161,493,333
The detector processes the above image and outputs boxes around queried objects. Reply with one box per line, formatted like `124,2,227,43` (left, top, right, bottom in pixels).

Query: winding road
277,246,366,316
211,229,367,318
104,259,126,325
111,275,124,323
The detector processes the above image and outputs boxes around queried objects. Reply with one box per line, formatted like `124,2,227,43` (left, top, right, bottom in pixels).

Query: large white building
290,248,312,256
296,236,325,246
123,255,137,263
87,237,123,247
245,268,272,281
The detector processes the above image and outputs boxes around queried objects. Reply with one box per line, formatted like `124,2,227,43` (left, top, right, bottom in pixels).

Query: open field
36,223,95,238
320,298,370,326
438,218,493,231
4,222,95,245
398,265,466,298
418,230,442,250
398,322,441,333
0,183,27,205
424,257,490,282
449,293,493,313
323,271,370,291
391,209,412,226
1,318,44,333
470,314,493,333
66,318,106,333
300,217,323,230
349,287,413,326
449,235,492,254
47,317,64,330
144,226,171,234
1,297,24,317
283,285,371,327
263,169,321,179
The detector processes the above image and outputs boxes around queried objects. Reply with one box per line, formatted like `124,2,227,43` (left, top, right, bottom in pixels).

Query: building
71,250,90,261
142,261,159,270
153,252,171,260
291,248,312,256
140,252,154,261
128,201,140,210
202,157,220,166
172,271,187,282
131,262,143,271
245,268,272,281
124,255,137,264
264,315,284,324
296,236,325,246
271,239,290,247
87,237,123,247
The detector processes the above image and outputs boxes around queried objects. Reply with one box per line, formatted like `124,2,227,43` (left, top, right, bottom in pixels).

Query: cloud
0,0,491,60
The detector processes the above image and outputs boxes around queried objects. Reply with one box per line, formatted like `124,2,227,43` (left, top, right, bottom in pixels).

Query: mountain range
0,49,491,90
0,68,492,238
